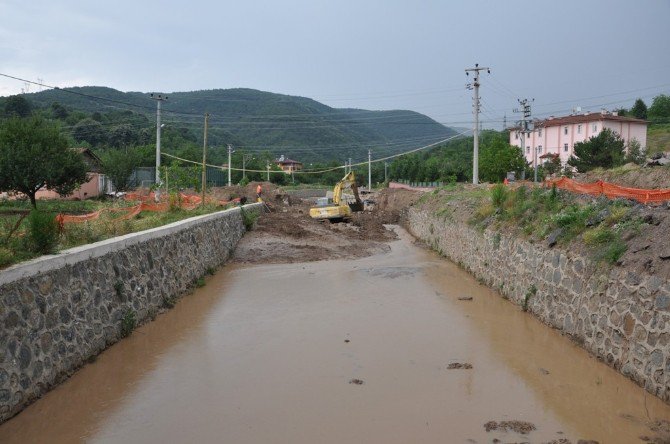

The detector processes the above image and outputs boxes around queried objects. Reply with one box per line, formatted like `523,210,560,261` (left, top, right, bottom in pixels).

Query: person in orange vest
503,177,509,186
256,184,262,202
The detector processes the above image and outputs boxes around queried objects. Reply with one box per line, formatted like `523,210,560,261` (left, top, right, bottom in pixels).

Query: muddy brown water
1,227,669,443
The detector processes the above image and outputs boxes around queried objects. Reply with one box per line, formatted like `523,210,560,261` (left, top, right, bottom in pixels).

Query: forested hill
17,86,456,162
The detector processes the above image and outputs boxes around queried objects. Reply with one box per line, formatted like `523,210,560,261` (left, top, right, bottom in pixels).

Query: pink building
509,111,647,167
35,148,109,200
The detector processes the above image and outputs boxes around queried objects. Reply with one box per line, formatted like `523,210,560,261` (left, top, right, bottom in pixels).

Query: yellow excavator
309,171,364,222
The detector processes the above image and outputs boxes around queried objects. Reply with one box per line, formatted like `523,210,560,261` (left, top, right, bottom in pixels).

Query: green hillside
8,87,455,163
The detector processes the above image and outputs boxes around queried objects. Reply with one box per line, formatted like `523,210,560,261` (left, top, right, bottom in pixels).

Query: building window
515,132,519,140
563,126,568,135
577,124,582,134
526,147,530,154
538,129,542,137
592,123,598,132
564,143,569,152
538,145,543,153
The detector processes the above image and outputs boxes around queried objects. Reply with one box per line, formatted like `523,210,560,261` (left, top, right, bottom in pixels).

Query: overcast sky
1,0,669,129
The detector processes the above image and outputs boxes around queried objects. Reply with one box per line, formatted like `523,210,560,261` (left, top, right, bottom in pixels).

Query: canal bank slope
0,203,261,423
388,187,670,404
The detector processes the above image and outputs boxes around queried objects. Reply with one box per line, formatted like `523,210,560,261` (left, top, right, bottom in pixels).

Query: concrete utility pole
266,160,270,181
227,144,233,187
368,149,372,190
150,93,168,201
242,154,253,179
201,113,209,205
465,64,490,185
384,162,388,183
514,98,534,181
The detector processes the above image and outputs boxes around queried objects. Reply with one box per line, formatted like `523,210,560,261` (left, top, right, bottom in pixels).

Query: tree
479,138,527,183
100,148,142,192
625,138,645,165
630,98,648,120
4,95,32,118
50,102,69,120
72,118,107,146
541,155,561,176
649,94,670,122
567,128,625,172
0,117,88,207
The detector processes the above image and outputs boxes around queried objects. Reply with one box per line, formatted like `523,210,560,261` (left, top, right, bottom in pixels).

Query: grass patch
195,277,206,288
472,183,638,266
0,196,238,269
583,226,615,245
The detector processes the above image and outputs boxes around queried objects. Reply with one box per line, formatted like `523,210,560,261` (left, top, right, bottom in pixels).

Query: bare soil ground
231,185,399,264
578,163,670,189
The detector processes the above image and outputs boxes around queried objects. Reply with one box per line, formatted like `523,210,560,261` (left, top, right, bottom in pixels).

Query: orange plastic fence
545,177,670,204
56,193,241,227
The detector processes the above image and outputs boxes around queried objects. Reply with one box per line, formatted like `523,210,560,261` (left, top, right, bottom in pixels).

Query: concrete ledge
0,204,261,285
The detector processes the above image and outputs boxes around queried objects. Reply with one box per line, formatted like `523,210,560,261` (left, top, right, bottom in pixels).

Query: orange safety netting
545,177,670,204
55,192,241,227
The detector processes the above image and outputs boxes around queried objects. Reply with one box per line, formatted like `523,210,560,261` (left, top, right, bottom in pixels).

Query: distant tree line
617,95,670,123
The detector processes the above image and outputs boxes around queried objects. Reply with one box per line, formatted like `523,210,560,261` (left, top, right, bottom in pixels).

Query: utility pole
150,93,168,201
266,160,270,181
201,113,209,205
348,157,352,175
514,98,534,181
503,113,507,131
384,162,388,183
227,144,233,187
368,149,372,190
465,63,490,185
242,154,253,179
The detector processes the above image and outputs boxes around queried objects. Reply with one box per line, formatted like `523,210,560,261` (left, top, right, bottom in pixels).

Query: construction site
1,175,670,444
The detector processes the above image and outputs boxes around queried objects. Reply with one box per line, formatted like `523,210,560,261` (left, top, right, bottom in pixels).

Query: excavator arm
309,171,364,221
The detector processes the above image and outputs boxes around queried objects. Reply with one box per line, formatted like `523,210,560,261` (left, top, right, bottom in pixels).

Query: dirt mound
373,188,424,222
232,199,397,264
209,182,297,206
578,164,670,189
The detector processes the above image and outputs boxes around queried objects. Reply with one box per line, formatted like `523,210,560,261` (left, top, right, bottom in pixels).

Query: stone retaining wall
0,204,261,422
405,207,670,403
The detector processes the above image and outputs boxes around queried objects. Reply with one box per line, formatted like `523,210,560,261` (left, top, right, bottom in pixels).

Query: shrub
26,210,59,254
120,309,136,337
490,184,508,210
240,207,259,231
600,241,627,264
0,247,13,267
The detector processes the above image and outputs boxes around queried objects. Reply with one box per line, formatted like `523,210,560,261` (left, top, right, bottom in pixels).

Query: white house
509,110,647,167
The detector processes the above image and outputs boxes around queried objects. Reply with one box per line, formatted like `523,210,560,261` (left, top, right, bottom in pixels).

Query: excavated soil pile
232,189,399,264
373,188,424,222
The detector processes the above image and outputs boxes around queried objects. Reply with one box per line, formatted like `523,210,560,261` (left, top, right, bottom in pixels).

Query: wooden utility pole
201,113,209,205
